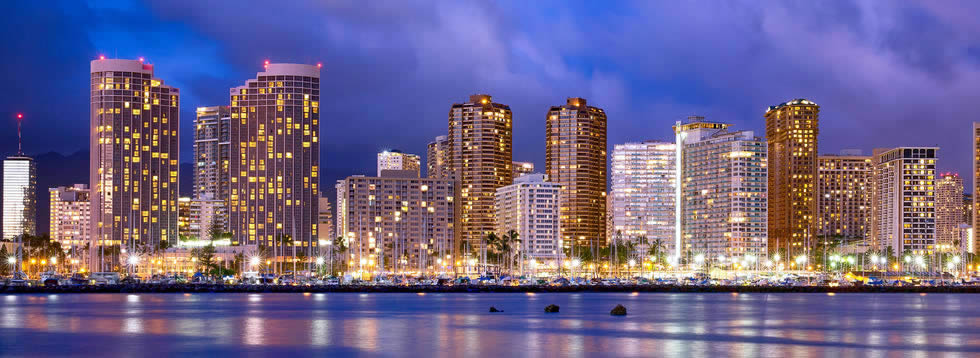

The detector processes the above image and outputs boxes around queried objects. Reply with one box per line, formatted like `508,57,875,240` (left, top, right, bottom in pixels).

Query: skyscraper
193,106,231,201
974,122,980,255
318,197,333,243
765,99,819,257
3,155,36,240
448,94,512,252
49,185,90,247
495,174,562,266
512,161,534,179
675,117,767,262
426,135,450,179
610,141,675,252
872,147,937,256
228,63,320,258
377,150,420,177
546,97,607,249
936,173,964,248
90,58,179,270
817,152,872,243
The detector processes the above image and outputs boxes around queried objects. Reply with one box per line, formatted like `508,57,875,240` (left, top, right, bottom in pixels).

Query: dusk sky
3,0,980,191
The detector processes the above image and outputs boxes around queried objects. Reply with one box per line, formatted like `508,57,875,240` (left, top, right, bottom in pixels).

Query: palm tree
483,233,500,275
504,230,521,275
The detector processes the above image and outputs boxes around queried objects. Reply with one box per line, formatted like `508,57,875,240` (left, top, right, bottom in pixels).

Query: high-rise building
974,122,980,255
447,94,512,252
377,150,420,177
817,152,872,242
426,135,450,179
512,161,534,179
964,194,973,226
936,173,964,248
335,171,458,272
495,174,562,265
765,99,819,257
318,196,333,243
872,147,937,256
2,155,36,240
546,97,607,249
610,141,675,252
49,185,90,247
193,106,231,202
228,63,320,257
675,117,767,262
176,196,227,242
90,58,179,270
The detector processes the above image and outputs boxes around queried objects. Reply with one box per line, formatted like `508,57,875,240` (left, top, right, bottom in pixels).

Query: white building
610,141,675,251
377,150,421,177
872,147,937,256
2,155,36,240
49,185,91,247
495,174,562,265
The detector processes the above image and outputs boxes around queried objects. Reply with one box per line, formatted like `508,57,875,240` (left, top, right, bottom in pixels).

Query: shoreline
3,284,979,294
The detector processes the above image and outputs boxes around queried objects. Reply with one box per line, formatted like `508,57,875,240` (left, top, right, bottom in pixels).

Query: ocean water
0,292,978,357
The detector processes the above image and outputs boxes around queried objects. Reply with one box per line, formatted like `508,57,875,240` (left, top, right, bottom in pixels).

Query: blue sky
3,0,980,190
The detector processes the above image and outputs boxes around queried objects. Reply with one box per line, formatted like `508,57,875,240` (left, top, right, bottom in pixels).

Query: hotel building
2,155,36,240
447,94,513,252
495,174,562,265
512,161,534,179
228,63,320,257
90,58,179,270
974,122,980,254
765,99,819,257
610,141,675,252
377,150,421,177
426,135,450,179
193,106,231,202
335,171,458,273
49,185,90,247
872,147,937,256
546,97,607,249
817,151,872,242
675,117,768,262
936,173,964,248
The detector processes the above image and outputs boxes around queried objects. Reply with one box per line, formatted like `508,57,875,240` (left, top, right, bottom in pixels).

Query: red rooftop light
317,62,322,68
99,55,105,60
139,57,144,62
16,113,23,119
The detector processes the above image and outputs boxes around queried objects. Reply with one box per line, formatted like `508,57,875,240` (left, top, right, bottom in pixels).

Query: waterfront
1,293,978,357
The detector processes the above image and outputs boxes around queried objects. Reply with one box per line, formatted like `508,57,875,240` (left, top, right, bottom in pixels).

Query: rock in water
544,304,560,313
610,304,627,316
489,306,502,313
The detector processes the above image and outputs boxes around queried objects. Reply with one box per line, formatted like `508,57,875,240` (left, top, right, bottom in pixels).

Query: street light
249,257,260,266
315,257,325,266
7,256,16,265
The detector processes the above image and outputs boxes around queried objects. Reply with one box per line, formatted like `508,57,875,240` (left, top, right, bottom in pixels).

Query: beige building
377,150,420,177
335,171,458,273
318,196,334,243
426,135,450,179
546,97,607,249
817,152,872,243
90,59,180,270
610,141,676,250
228,63,320,258
447,94,513,253
495,174,562,265
872,147,937,255
936,173,964,248
765,99,819,258
177,196,227,242
512,161,534,179
49,185,90,247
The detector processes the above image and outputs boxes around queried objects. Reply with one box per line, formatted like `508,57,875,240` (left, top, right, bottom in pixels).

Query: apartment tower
495,174,562,266
872,147,937,256
49,185,90,247
377,150,421,177
610,141,676,252
193,106,231,201
816,151,872,242
426,135,450,179
546,97,607,249
936,173,964,248
765,99,819,257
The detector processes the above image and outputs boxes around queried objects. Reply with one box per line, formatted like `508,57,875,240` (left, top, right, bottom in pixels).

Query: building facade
872,147,937,256
335,172,458,273
675,118,768,262
512,161,534,179
447,94,513,252
610,141,675,253
377,150,421,177
936,173,964,248
974,122,980,255
817,152,872,242
426,135,450,179
228,63,320,258
765,99,819,257
2,155,36,240
49,185,90,247
495,174,562,265
546,97,607,249
177,196,227,242
90,59,180,270
193,106,231,202
318,196,334,243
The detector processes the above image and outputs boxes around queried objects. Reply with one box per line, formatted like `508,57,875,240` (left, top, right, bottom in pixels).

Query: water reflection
0,293,977,356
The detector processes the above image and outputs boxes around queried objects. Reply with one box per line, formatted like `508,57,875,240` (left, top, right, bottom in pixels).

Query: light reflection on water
0,293,978,356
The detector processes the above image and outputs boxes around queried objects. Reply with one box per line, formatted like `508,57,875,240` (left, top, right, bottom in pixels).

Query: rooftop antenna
15,113,23,155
